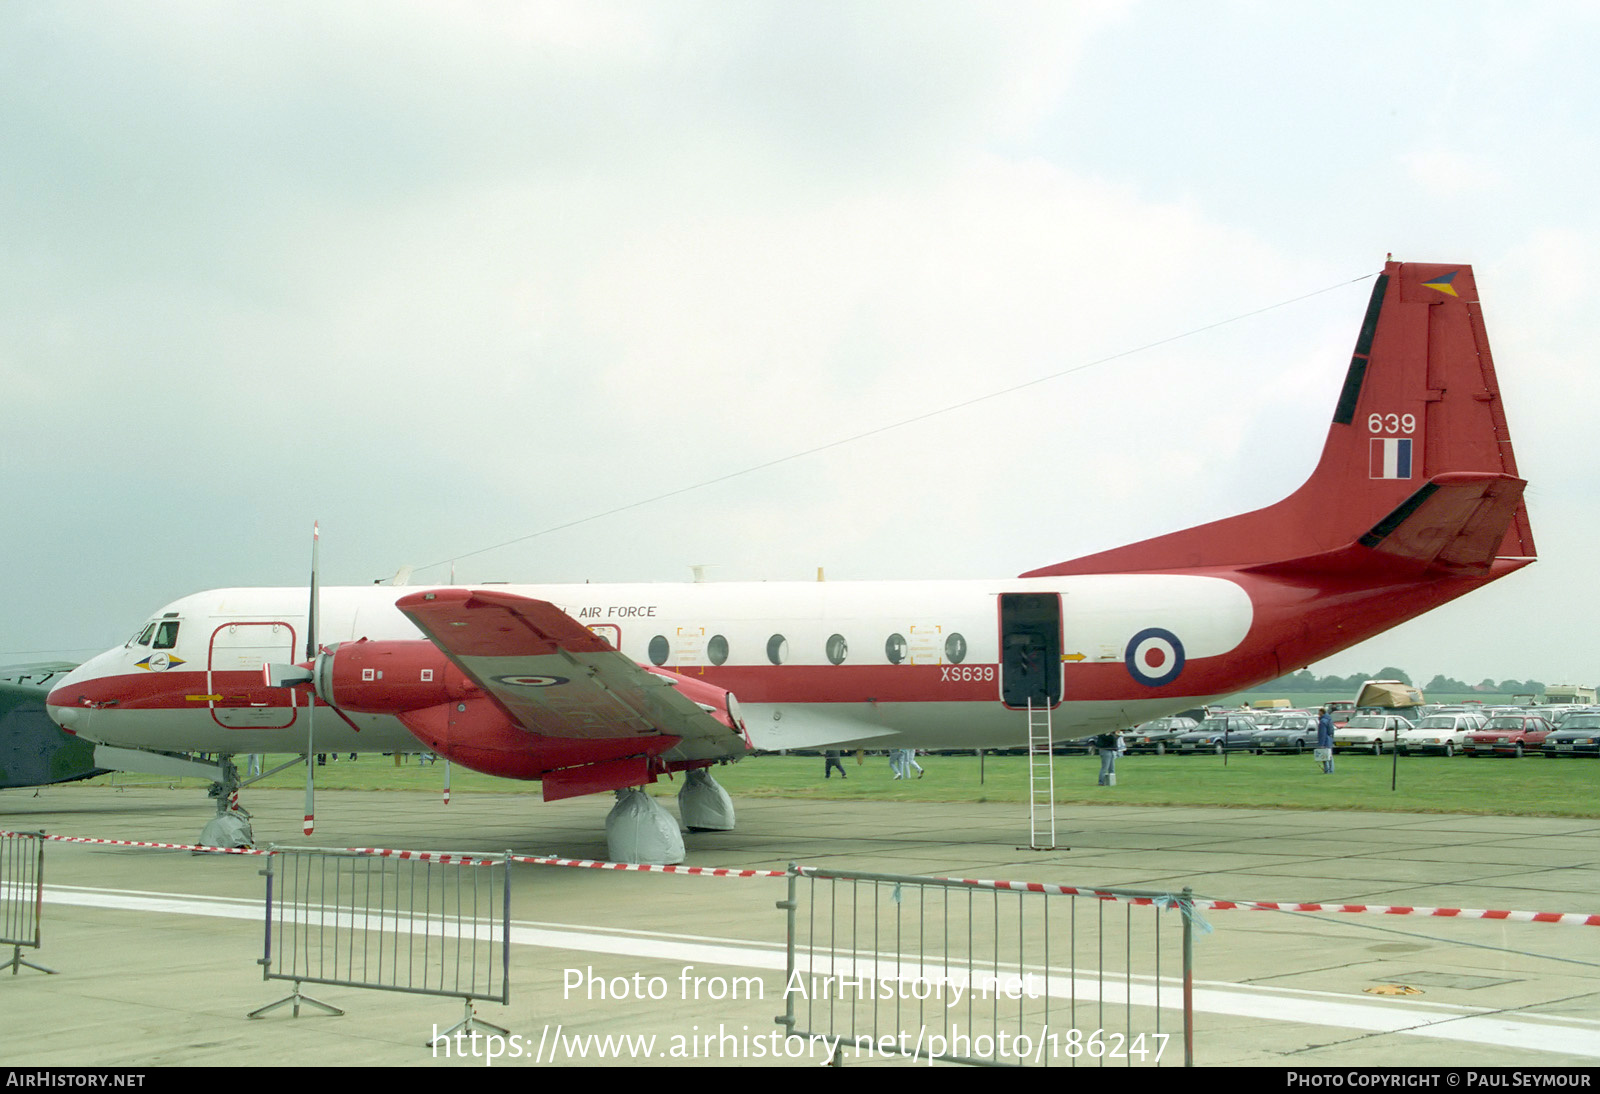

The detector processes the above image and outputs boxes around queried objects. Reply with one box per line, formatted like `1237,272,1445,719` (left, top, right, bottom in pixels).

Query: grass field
84,749,1600,818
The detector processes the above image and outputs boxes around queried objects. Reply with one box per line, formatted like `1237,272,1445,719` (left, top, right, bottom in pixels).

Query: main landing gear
201,754,267,848
603,769,736,864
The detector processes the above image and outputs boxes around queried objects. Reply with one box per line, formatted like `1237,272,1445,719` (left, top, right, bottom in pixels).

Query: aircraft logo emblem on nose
135,653,186,672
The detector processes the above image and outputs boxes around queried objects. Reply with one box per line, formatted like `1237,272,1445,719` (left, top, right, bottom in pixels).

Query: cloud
3,2,1596,686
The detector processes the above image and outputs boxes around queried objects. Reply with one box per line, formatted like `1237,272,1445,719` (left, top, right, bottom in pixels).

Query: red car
1464,714,1553,758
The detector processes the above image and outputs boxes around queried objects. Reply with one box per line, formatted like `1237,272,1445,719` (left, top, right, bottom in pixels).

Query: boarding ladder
1026,699,1057,850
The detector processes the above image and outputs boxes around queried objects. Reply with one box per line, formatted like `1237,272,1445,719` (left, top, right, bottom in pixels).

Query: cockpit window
153,621,180,650
134,623,157,647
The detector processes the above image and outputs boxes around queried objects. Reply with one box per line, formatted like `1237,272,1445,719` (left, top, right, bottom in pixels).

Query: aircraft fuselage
46,552,1516,761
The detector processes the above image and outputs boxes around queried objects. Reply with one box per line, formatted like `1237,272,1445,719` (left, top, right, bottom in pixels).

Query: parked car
1169,714,1261,754
1333,713,1414,754
1548,707,1600,731
1395,712,1486,756
1124,716,1199,754
1538,713,1600,758
1464,713,1554,757
1251,712,1320,754
1533,704,1583,725
1325,700,1356,727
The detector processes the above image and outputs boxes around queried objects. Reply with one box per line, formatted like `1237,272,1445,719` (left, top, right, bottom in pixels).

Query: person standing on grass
1316,707,1335,774
1096,730,1123,786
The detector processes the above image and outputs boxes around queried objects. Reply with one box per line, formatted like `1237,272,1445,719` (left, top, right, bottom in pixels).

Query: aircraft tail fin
1023,259,1535,578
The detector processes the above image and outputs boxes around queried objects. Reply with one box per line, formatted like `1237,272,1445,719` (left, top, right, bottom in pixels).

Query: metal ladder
1026,699,1057,850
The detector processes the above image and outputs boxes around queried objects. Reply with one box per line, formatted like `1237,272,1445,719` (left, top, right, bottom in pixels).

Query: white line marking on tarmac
42,884,1600,1059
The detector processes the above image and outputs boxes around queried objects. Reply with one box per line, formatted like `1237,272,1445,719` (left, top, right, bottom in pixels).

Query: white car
1333,713,1415,755
1395,712,1485,756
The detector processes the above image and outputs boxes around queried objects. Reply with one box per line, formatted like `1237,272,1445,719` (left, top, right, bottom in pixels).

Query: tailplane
1244,471,1527,581
1024,259,1535,578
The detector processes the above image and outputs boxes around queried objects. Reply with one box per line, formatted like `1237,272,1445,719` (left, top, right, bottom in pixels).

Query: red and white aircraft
47,260,1533,856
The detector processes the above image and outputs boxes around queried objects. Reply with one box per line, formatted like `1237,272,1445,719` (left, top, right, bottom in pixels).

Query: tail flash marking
1370,437,1414,479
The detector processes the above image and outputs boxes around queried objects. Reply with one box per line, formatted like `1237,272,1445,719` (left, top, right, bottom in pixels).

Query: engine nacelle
395,695,684,795
305,639,743,801
312,639,473,714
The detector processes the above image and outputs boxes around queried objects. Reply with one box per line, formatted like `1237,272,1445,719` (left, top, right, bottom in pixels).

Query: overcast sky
3,1,1596,688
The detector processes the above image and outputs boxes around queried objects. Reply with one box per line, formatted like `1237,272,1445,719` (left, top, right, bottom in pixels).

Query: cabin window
707,635,729,666
825,634,848,665
648,635,669,666
945,632,967,664
885,633,907,664
766,634,788,666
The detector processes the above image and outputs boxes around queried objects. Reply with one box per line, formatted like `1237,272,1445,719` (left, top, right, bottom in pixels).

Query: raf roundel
493,674,570,688
1124,628,1185,687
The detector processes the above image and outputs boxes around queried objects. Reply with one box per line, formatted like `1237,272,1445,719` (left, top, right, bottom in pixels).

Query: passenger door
998,593,1062,708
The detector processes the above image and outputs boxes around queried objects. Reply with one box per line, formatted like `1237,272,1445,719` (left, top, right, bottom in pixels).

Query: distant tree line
1242,669,1548,695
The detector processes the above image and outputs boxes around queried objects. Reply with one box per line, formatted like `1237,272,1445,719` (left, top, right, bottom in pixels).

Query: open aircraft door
998,593,1062,709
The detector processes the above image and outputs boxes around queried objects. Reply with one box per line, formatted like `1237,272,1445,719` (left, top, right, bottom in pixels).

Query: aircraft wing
1,678,106,788
394,588,747,753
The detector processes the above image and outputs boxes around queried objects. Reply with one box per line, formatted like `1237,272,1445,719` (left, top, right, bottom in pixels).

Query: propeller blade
306,521,320,661
303,697,315,837
304,520,320,837
263,663,313,689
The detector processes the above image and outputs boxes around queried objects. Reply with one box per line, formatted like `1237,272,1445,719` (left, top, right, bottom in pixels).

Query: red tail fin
1023,260,1535,578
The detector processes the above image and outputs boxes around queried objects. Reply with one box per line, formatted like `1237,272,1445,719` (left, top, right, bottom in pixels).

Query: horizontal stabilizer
1245,472,1528,580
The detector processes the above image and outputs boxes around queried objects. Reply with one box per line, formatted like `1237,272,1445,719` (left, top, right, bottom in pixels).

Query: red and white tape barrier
926,873,1600,926
8,831,1592,921
352,847,783,877
3,831,271,856
1196,897,1600,927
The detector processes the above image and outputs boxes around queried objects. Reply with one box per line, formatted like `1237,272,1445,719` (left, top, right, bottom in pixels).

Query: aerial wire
413,270,1377,575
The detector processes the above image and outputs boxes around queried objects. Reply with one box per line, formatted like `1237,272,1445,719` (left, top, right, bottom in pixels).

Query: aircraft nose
46,663,99,734
46,695,89,734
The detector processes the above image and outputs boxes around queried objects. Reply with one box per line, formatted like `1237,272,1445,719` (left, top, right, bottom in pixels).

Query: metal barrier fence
253,845,511,1036
0,830,52,975
778,864,1194,1067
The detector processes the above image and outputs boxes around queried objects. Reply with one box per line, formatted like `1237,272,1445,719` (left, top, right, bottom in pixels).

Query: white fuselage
49,574,1256,756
